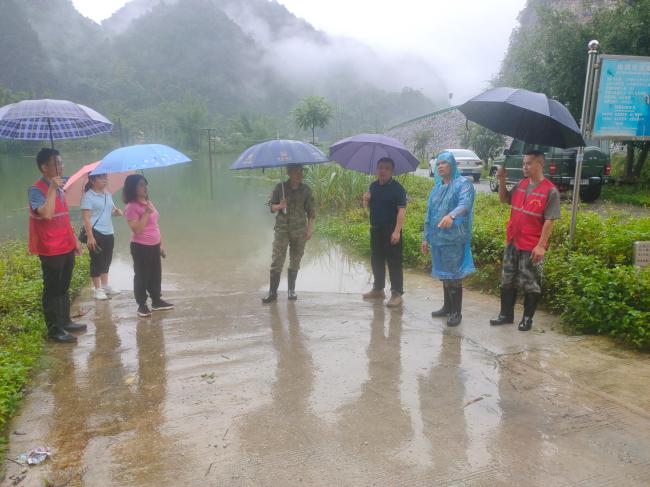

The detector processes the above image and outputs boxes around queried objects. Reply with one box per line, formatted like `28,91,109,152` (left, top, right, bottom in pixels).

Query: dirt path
3,254,650,487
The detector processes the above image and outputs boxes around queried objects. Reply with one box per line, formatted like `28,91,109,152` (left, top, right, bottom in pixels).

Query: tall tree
292,96,333,144
496,1,650,180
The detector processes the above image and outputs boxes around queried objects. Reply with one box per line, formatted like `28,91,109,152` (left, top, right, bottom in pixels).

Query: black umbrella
458,87,585,148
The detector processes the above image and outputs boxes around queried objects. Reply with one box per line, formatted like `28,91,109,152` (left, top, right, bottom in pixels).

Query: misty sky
72,0,526,102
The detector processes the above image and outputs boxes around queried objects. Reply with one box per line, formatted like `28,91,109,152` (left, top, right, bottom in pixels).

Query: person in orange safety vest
28,148,87,343
489,149,561,331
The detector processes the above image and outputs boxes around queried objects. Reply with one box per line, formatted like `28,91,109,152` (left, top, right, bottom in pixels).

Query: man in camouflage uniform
262,164,316,303
490,150,561,331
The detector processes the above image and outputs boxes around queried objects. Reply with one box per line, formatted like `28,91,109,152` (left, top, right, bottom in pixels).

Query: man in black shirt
362,157,407,307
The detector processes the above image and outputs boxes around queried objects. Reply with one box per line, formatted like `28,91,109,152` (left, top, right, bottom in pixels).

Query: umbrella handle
281,168,287,215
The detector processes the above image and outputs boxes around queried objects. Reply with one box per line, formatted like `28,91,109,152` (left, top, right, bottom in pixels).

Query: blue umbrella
329,134,420,175
91,144,191,175
0,99,113,147
230,139,329,170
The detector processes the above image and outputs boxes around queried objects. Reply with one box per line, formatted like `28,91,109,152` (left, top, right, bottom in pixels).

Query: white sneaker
102,285,120,296
94,288,108,300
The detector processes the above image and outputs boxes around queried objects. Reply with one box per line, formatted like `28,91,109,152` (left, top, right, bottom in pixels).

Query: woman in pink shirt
123,174,174,317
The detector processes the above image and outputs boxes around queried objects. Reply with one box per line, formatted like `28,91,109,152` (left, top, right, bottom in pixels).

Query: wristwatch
449,214,455,220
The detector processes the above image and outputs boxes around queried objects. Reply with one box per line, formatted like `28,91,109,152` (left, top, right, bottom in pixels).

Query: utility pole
203,128,216,199
117,118,125,147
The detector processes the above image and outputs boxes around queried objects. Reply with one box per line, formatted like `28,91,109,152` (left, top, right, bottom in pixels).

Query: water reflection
42,303,176,485
418,332,469,477
235,303,326,481
336,305,413,461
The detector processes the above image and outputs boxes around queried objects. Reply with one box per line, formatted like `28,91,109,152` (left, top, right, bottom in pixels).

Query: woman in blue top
80,173,123,300
421,151,476,326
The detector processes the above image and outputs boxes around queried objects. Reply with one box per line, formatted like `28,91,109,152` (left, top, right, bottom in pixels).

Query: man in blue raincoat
421,151,476,326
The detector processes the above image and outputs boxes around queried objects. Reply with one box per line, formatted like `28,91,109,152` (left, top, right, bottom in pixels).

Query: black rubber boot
490,286,517,326
48,326,77,343
46,296,76,343
518,293,540,331
431,282,450,317
446,286,463,327
262,270,281,304
60,294,87,332
287,268,298,301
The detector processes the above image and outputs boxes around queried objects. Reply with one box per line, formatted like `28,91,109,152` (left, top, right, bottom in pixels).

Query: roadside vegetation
0,241,89,457
309,166,650,350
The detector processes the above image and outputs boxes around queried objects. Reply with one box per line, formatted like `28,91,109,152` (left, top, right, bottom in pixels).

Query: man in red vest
28,148,87,343
490,150,560,331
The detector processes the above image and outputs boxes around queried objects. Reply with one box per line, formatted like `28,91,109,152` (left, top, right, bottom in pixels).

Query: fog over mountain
1,0,448,132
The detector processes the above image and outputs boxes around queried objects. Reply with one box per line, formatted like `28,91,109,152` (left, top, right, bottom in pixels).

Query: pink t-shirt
124,201,161,245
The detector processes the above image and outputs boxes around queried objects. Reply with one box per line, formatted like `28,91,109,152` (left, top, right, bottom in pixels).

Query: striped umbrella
0,99,113,148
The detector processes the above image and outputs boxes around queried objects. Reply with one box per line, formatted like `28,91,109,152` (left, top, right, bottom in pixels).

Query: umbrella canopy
0,99,112,145
63,162,133,206
329,134,420,175
91,144,191,174
458,87,585,148
230,139,329,170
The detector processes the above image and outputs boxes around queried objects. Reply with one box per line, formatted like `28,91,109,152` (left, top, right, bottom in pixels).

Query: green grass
602,184,650,207
0,241,89,458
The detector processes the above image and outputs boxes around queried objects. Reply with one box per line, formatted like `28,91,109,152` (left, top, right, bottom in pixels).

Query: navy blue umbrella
458,87,585,148
0,99,113,147
230,139,329,170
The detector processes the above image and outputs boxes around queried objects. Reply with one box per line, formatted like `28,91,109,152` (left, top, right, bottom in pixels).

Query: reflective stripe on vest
28,179,76,256
506,178,556,251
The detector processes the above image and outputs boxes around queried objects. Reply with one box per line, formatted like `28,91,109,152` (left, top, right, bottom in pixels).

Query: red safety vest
28,179,76,256
506,178,556,251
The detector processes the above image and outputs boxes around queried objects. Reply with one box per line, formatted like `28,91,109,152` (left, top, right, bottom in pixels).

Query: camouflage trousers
500,242,543,294
270,228,307,273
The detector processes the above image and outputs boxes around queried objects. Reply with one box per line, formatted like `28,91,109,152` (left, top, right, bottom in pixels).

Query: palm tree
292,96,333,145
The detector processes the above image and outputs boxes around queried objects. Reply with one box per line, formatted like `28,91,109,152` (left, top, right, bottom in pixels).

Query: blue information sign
592,55,650,140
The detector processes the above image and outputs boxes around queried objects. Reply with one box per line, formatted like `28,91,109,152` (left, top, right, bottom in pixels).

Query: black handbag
79,194,107,243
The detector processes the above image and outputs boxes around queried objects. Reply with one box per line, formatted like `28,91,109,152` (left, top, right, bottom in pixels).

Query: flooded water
3,149,650,486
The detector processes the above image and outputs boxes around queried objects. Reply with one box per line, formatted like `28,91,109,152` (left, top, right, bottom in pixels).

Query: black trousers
89,230,115,277
370,225,403,294
130,242,162,306
39,250,75,331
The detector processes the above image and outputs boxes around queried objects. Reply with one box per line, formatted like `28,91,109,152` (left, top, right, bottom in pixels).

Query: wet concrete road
3,157,650,486
4,251,650,487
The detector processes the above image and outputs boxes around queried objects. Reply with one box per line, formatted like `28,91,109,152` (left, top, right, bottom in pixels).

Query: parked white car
429,149,483,182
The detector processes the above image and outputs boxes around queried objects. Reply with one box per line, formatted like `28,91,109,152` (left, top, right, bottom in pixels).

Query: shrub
0,241,89,455
602,184,650,207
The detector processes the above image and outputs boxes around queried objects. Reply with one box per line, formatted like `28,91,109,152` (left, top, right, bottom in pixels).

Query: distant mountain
1,0,445,132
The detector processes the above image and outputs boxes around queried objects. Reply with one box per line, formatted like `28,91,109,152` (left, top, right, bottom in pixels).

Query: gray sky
72,0,526,102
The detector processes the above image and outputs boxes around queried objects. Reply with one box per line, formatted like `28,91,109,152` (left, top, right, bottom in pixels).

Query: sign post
569,40,600,246
569,46,650,246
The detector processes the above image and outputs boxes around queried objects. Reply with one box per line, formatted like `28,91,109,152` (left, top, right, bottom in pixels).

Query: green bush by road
0,241,89,456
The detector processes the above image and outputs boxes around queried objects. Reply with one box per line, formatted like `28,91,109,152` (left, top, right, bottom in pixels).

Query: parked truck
489,139,611,202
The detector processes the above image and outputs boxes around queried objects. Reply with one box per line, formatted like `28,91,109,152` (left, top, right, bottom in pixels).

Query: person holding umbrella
262,163,316,303
329,134,419,307
421,152,476,326
490,150,560,331
80,173,123,301
123,174,174,317
28,148,87,343
361,158,407,308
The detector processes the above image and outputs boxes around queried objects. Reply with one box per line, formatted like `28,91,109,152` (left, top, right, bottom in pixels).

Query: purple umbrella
329,134,420,175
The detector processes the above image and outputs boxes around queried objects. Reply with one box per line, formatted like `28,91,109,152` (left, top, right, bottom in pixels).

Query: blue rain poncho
423,152,476,280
